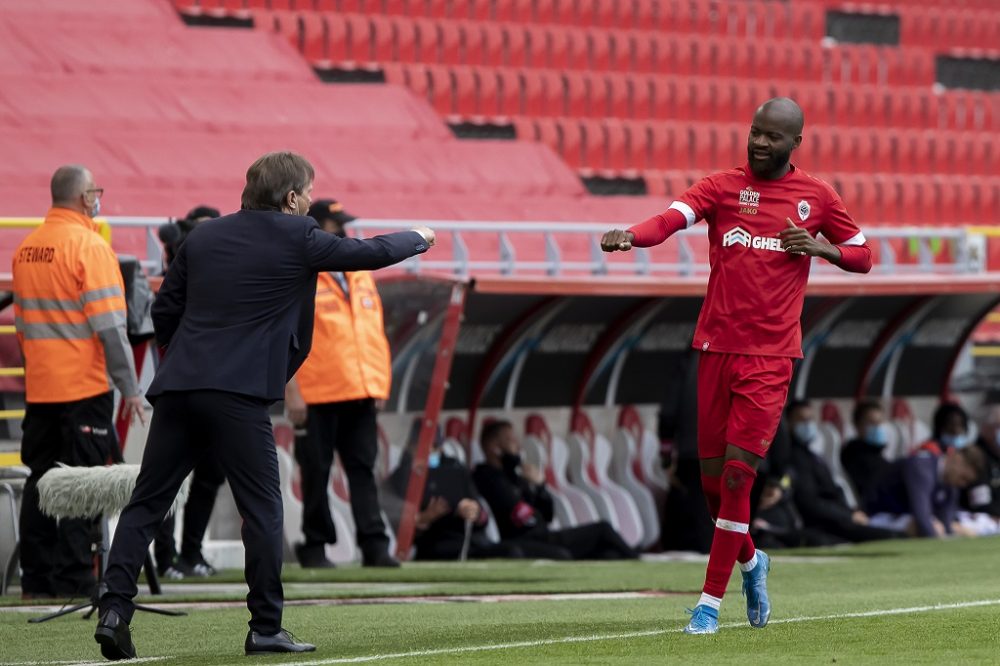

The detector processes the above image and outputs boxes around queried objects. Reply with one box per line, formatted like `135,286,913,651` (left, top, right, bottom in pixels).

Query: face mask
940,434,971,449
792,421,818,445
864,424,888,447
89,196,101,218
427,451,441,469
501,452,521,474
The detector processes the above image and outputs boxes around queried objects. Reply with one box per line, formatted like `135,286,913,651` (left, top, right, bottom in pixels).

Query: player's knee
721,459,756,494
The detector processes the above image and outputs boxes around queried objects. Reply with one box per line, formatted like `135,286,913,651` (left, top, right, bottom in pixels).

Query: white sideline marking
13,598,1000,666
4,658,169,666
279,598,1000,665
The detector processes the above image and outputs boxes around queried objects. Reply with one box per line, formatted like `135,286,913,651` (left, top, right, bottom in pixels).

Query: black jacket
473,463,554,539
840,438,891,508
788,440,854,529
148,210,426,401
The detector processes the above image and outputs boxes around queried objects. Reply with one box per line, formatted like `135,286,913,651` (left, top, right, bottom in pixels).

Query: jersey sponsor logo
798,200,811,221
739,186,760,207
722,226,784,252
722,226,752,247
739,186,760,215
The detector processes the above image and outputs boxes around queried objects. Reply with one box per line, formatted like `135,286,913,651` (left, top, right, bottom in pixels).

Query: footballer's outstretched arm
601,205,693,252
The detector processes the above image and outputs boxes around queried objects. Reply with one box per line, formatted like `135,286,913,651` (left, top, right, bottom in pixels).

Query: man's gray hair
50,165,90,205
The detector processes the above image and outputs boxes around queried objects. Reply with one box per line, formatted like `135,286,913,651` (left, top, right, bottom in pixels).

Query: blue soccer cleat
742,550,771,628
682,604,719,635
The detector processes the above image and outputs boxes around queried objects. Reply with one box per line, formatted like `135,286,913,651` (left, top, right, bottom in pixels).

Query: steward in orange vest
13,166,143,598
284,200,400,569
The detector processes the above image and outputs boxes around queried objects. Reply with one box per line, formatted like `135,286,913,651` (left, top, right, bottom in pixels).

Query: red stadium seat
399,18,426,62
503,25,529,68
480,23,504,66
585,29,613,71
559,119,584,169
452,66,479,119
564,72,592,117
631,75,653,120
579,119,605,174
436,19,461,64
493,68,520,118
605,75,630,119
424,64,453,116
369,15,394,62
604,119,632,174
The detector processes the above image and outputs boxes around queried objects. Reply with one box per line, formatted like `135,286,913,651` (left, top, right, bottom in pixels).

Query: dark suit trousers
19,392,115,596
294,399,389,559
100,391,284,634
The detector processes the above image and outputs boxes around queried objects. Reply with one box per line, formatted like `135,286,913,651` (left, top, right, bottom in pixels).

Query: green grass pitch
2,537,999,665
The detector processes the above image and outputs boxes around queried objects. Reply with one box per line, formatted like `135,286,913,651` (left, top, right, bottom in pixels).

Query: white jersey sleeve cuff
668,201,697,228
837,231,866,246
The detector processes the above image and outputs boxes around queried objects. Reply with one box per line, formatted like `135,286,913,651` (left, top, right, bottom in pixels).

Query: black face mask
501,452,521,474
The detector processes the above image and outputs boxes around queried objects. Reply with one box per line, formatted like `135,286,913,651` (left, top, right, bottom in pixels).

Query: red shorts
697,351,794,459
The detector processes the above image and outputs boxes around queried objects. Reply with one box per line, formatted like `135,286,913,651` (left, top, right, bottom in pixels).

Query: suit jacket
866,453,957,537
148,210,427,401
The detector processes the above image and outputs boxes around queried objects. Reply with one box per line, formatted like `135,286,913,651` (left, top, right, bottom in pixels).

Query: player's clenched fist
601,229,634,252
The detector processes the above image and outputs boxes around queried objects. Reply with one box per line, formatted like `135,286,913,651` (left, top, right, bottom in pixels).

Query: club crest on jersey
797,200,811,221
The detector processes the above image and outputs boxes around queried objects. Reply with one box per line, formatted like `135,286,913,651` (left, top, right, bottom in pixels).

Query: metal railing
0,216,988,280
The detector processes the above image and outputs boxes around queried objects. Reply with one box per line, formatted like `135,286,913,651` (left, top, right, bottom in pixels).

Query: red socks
701,472,756,565
702,461,757,599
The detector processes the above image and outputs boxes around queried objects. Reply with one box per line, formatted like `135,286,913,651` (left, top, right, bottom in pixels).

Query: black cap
308,199,357,225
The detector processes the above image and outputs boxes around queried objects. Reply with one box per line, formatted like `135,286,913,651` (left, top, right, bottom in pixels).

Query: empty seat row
898,8,1000,52
178,0,827,39
829,173,1000,227
513,117,999,178
0,73,450,140
807,0,997,11
0,13,314,82
384,63,1000,132
258,10,936,85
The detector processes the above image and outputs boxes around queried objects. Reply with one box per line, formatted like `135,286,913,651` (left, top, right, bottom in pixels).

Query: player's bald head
754,98,804,136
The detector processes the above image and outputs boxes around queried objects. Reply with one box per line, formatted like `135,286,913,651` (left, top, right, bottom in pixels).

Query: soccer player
601,98,871,634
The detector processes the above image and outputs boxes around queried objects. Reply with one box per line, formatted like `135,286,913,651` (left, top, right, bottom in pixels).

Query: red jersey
673,164,866,358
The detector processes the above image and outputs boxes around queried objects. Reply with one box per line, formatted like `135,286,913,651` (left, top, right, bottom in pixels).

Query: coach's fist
601,229,634,252
412,225,436,247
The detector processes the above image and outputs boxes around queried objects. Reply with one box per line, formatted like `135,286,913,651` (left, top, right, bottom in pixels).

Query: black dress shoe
362,552,401,568
245,629,316,655
94,609,137,661
295,543,336,569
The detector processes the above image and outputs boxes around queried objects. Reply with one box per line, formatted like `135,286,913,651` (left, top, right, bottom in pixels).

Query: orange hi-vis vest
13,208,128,403
295,271,391,404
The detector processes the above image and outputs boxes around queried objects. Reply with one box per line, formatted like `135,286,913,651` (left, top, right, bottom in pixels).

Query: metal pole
395,283,467,560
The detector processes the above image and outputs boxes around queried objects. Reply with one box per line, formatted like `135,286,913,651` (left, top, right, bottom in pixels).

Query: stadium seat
611,408,662,550
564,429,621,531
524,415,600,526
452,66,479,119
569,412,645,548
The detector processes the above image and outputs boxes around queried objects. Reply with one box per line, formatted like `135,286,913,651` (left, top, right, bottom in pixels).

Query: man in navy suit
94,152,433,660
